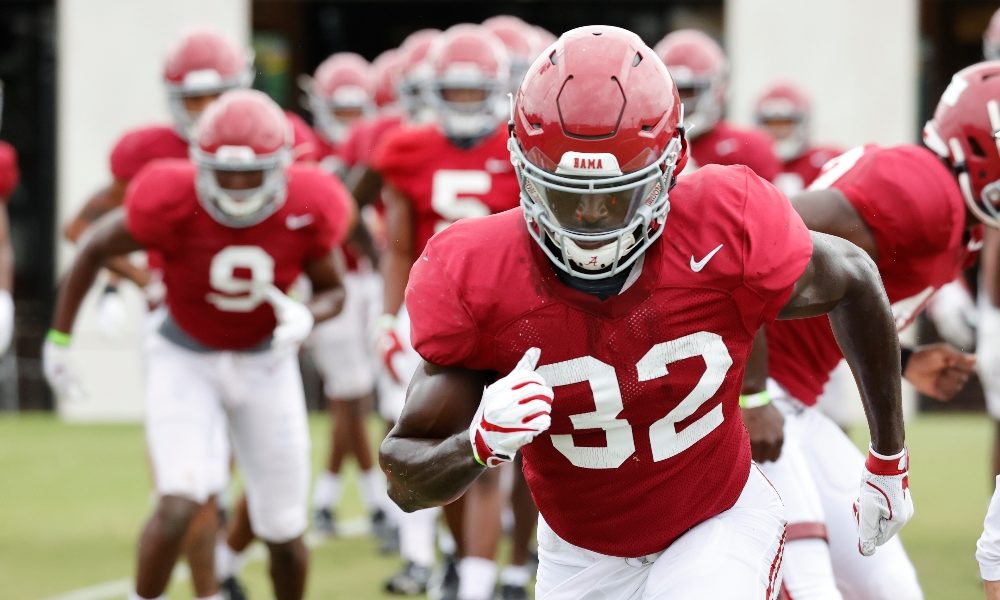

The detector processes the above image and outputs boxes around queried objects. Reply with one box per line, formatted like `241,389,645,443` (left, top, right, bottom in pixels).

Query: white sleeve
978,476,1000,580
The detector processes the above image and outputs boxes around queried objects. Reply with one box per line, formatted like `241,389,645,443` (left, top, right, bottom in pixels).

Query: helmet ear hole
969,136,987,158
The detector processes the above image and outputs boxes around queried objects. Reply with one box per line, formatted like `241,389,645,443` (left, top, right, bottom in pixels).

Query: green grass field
0,413,993,599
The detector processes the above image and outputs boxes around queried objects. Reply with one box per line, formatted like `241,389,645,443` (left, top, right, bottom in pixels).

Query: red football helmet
923,61,1000,228
754,81,811,161
303,52,373,144
986,8,1000,60
397,28,440,122
481,16,541,91
163,27,253,139
371,49,404,108
654,29,727,138
191,89,292,228
424,24,510,140
511,25,686,280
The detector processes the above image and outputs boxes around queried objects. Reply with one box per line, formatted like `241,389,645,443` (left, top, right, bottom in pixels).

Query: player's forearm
51,247,105,334
308,286,346,323
741,328,768,395
380,431,484,512
105,256,150,288
381,249,411,317
828,248,904,455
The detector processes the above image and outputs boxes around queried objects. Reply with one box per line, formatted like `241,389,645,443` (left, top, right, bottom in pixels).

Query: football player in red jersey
0,81,19,359
654,29,782,180
43,90,352,600
743,63,1000,599
372,24,520,598
380,26,912,600
300,51,391,541
754,81,844,196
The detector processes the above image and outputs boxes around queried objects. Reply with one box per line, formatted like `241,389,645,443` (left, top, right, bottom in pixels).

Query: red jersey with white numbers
772,146,844,196
687,120,782,181
406,165,813,556
0,141,20,199
373,123,521,256
125,160,351,350
767,144,978,405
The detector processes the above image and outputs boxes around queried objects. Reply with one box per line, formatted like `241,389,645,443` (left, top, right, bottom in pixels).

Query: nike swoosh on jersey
689,244,724,272
286,214,315,230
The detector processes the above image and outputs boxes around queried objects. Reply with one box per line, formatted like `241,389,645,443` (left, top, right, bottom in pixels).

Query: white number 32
535,332,733,469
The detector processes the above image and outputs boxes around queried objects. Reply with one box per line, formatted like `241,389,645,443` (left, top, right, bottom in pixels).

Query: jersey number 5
206,246,275,312
535,331,733,469
431,170,491,233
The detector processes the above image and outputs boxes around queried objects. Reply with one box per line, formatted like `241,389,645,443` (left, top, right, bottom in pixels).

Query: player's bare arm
780,230,903,454
303,249,347,323
346,164,383,209
0,207,13,294
380,184,413,317
380,360,493,512
794,187,976,399
51,209,143,334
63,180,127,242
740,329,784,462
790,188,879,260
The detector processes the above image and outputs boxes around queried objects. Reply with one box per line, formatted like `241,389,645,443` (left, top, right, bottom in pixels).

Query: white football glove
854,446,914,556
470,347,554,467
265,285,314,355
0,290,14,355
42,333,86,403
95,286,128,338
374,314,408,384
926,280,977,351
978,293,1000,395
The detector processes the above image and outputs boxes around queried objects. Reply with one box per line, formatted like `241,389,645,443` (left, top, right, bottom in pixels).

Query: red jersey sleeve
292,167,355,260
741,129,782,181
0,141,20,199
109,126,188,182
737,168,813,327
406,226,482,368
285,111,320,164
124,161,196,250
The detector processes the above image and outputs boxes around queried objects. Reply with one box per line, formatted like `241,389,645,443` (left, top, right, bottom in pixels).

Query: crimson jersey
772,146,844,196
110,125,188,182
688,120,782,181
767,144,978,406
406,165,813,556
125,160,351,350
373,123,521,256
0,141,20,199
285,111,321,163
342,112,405,168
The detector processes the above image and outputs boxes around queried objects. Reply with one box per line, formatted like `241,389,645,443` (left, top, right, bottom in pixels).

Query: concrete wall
725,0,919,149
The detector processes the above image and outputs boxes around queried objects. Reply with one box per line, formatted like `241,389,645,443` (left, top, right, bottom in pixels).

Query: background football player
382,25,912,600
0,79,19,363
654,29,781,180
753,81,843,196
300,51,392,544
743,61,1000,599
371,24,521,599
44,90,353,600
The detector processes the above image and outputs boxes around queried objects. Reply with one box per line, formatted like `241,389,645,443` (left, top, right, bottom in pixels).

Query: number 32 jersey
406,165,813,557
372,123,521,255
125,160,352,350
